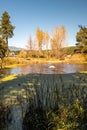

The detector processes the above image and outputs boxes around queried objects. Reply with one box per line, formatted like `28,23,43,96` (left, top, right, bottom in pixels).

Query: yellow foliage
19,50,27,58
51,26,66,50
36,28,44,51
36,28,44,43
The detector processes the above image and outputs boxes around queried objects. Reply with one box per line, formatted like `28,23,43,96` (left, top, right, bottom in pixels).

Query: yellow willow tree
51,38,57,57
36,28,44,57
60,25,66,46
44,31,50,58
51,25,66,58
26,35,33,57
26,35,33,50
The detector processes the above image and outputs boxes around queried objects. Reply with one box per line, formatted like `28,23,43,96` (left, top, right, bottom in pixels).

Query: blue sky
0,0,87,48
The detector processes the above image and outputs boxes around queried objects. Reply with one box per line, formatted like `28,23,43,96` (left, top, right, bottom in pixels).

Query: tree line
26,26,66,58
24,25,87,59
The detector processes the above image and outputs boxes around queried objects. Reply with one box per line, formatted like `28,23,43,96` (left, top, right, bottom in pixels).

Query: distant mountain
9,46,24,51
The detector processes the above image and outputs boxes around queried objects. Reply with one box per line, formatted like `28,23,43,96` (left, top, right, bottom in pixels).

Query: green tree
0,11,15,49
0,38,7,68
76,25,87,53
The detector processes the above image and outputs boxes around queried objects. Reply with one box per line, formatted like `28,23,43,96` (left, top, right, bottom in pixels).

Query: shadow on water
0,72,87,129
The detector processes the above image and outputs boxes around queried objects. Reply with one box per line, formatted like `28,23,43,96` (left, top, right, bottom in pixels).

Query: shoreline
4,58,87,69
1,53,87,69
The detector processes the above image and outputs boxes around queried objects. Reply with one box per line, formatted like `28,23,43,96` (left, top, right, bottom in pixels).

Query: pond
1,63,87,75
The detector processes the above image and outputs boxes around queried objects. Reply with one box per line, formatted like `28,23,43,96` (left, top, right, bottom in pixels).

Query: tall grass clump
22,74,87,130
0,73,87,129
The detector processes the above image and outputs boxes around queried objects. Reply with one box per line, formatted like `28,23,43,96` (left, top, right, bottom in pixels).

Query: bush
18,50,27,58
82,46,87,53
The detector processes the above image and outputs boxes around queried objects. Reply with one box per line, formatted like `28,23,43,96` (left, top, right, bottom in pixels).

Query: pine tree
0,38,7,68
0,11,15,48
0,11,15,67
76,25,87,53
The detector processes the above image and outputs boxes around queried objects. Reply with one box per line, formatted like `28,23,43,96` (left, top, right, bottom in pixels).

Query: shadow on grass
0,73,87,104
0,73,87,129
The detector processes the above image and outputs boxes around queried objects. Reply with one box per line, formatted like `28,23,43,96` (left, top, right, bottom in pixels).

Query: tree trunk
6,37,9,56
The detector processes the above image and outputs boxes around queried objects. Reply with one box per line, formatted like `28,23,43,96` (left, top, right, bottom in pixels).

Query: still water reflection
1,63,87,75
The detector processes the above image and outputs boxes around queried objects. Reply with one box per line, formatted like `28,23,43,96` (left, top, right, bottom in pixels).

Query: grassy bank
0,73,87,129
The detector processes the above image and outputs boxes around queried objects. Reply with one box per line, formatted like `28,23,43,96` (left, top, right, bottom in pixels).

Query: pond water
1,63,87,75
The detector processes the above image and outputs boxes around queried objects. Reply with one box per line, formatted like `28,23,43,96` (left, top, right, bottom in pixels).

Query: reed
23,74,87,130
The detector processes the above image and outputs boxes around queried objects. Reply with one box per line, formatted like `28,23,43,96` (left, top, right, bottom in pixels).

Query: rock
48,65,56,69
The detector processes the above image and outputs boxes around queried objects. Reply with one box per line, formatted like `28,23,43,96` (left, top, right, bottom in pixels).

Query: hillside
9,46,24,51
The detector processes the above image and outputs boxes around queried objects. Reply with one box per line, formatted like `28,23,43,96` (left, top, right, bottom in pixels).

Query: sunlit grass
5,64,27,69
0,74,18,82
80,71,87,73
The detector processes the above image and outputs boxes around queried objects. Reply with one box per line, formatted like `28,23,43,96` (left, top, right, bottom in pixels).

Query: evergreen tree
0,11,15,48
0,11,15,67
0,38,7,68
76,25,87,53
